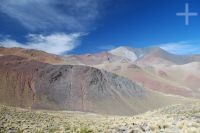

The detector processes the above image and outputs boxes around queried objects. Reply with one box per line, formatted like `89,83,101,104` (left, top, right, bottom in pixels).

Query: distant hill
1,46,200,99
0,55,185,115
0,47,64,64
59,46,200,98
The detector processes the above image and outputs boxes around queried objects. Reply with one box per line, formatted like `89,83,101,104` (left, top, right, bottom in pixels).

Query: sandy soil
0,101,200,133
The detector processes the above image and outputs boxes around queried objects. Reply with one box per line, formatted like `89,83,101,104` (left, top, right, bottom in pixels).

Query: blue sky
0,0,200,55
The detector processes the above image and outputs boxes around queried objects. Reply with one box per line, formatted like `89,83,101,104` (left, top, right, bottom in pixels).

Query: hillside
94,62,196,98
1,46,200,99
0,47,64,64
61,46,200,99
0,55,188,115
109,46,200,65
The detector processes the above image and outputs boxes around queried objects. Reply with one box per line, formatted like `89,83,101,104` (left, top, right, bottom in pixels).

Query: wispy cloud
0,33,83,54
159,41,200,55
0,0,103,31
0,0,107,54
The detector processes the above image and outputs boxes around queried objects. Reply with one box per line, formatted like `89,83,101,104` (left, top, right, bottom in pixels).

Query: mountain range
0,46,199,115
64,46,200,98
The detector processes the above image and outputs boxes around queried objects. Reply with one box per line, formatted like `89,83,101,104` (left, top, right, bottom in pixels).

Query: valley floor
0,102,200,133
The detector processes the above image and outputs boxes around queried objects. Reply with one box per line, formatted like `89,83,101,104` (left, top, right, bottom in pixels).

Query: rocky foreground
0,102,200,133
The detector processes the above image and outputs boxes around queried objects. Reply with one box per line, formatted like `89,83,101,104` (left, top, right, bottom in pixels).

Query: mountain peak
109,46,137,61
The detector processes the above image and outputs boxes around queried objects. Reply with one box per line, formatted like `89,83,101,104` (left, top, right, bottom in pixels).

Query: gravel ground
0,102,200,133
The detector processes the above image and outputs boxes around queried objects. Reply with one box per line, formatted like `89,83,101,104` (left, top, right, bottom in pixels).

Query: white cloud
0,0,107,53
0,33,83,54
159,41,200,55
0,0,103,31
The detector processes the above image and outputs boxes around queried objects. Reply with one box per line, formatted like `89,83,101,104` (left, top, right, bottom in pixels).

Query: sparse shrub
17,128,24,133
48,128,59,133
177,121,185,129
80,127,93,133
149,124,156,131
35,130,43,133
163,123,169,129
188,127,198,133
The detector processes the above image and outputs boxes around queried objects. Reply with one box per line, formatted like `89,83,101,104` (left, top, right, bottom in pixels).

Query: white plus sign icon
176,3,198,25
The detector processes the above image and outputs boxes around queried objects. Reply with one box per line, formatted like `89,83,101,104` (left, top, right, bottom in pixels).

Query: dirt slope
0,55,185,115
0,47,64,64
62,46,200,98
94,62,196,98
2,47,200,99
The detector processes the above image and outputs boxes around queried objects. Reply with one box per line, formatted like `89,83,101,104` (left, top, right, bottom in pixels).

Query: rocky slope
109,46,200,65
2,46,200,99
63,46,200,66
61,46,200,99
94,62,196,98
0,47,64,64
0,55,186,115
